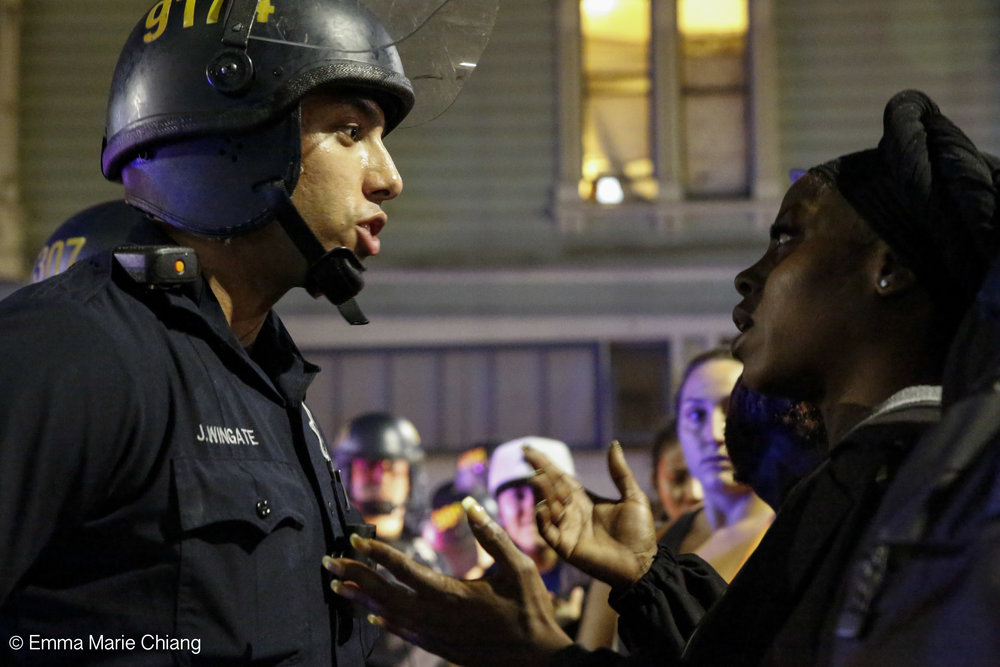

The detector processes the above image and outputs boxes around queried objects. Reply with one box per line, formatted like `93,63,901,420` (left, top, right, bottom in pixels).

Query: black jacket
551,392,940,667
826,257,1000,666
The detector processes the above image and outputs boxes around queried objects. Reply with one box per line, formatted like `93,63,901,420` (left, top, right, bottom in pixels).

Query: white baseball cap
487,436,576,497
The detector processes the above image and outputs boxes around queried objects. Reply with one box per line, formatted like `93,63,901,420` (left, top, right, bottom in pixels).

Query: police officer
31,200,147,283
333,412,438,567
333,412,443,667
0,1,494,664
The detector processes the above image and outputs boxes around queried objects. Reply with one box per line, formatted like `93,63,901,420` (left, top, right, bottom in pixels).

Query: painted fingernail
322,556,344,576
330,579,355,599
462,496,486,522
367,614,384,626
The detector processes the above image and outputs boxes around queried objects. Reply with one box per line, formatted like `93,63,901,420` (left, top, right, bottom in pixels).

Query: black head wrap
808,90,1000,323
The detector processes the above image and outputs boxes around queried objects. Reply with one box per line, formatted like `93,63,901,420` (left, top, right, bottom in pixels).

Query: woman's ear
874,246,918,296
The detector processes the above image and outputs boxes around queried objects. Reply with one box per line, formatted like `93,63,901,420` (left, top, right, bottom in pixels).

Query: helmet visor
248,0,500,127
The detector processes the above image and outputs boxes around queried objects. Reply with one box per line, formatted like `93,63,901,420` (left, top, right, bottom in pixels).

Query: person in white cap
487,436,592,638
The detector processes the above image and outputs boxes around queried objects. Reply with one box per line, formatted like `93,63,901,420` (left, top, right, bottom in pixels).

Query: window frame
553,0,782,238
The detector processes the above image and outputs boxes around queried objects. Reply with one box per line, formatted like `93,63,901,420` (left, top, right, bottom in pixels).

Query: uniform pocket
172,457,311,663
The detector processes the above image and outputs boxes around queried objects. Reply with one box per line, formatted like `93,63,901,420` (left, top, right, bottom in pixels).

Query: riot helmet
333,411,427,535
334,411,424,466
101,0,497,323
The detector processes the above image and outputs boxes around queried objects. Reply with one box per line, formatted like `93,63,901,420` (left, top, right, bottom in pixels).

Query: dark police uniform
0,222,374,665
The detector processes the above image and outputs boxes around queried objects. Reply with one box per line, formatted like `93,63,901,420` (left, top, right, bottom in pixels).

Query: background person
423,480,494,579
334,411,435,558
30,200,145,282
660,348,775,583
454,444,499,520
334,411,444,667
649,418,703,537
422,443,499,580
487,436,591,636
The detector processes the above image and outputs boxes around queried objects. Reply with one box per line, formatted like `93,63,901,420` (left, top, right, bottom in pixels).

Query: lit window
579,0,654,204
575,0,750,205
677,0,750,198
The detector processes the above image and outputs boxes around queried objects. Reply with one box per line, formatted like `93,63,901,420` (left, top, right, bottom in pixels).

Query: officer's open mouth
355,217,385,257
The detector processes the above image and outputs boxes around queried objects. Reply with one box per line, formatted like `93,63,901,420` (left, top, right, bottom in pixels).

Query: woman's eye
774,231,793,247
768,215,797,248
685,408,707,426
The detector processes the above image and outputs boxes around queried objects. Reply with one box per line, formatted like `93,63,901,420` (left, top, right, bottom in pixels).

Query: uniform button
256,498,271,519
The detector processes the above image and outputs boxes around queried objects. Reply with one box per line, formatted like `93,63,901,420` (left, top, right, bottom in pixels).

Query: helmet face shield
248,0,500,127
361,0,500,126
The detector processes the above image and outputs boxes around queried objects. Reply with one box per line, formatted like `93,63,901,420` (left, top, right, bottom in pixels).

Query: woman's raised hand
322,498,574,667
526,441,658,589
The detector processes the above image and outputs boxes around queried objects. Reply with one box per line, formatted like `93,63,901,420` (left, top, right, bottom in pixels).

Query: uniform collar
118,218,319,405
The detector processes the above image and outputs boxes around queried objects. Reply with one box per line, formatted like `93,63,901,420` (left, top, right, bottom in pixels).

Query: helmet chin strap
258,181,369,325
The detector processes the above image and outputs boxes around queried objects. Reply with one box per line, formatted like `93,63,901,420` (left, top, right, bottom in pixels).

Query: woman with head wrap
321,90,1000,667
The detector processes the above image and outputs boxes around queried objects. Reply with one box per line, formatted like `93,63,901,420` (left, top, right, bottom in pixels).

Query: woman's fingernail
349,533,368,552
367,614,384,626
330,579,355,599
462,496,486,522
322,556,344,576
